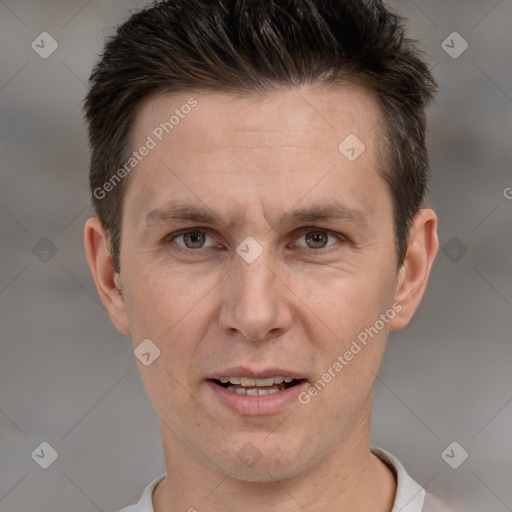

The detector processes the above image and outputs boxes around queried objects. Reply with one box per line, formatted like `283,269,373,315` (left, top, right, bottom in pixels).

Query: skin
85,85,438,512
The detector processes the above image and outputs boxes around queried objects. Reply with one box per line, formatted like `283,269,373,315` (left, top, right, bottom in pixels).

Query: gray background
1,1,511,511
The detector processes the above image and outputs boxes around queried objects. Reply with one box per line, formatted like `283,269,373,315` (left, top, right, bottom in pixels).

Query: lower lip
206,380,308,416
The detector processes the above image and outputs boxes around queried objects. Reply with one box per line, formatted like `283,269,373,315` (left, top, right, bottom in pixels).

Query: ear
84,217,131,335
389,209,438,330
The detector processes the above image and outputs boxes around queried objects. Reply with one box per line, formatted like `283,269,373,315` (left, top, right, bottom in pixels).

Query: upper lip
207,366,305,381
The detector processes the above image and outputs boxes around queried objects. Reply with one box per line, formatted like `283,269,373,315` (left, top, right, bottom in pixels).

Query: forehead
123,86,386,229
133,85,381,152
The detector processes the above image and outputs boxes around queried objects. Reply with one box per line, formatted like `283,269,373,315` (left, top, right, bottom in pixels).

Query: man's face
118,86,400,480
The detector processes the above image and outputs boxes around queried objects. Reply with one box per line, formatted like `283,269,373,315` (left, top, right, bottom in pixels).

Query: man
83,1,449,510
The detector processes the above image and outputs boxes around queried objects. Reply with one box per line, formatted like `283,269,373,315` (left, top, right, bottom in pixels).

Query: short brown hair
84,0,437,272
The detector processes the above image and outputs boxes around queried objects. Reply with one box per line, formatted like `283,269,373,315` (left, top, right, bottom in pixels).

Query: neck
153,407,396,512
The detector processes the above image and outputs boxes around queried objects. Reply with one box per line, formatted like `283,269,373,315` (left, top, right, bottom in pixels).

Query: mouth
205,371,309,415
209,376,306,396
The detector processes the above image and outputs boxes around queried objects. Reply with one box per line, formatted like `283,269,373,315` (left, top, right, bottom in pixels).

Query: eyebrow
144,201,370,231
145,203,235,230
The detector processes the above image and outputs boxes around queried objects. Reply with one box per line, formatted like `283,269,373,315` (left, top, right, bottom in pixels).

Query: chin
215,439,314,483
228,461,305,483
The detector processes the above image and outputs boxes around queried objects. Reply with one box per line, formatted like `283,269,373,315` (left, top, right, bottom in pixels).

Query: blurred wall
1,1,511,510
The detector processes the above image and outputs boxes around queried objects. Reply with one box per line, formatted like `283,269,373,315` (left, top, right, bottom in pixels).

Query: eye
164,227,345,256
169,229,217,250
292,229,343,252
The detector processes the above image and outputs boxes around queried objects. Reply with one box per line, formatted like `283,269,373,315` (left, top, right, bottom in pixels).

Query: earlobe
389,209,439,331
84,217,131,335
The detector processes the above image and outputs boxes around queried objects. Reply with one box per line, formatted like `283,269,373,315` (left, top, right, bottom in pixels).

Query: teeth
259,388,280,395
218,376,296,386
227,387,282,396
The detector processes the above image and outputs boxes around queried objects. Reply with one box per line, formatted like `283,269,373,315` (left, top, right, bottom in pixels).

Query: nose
218,248,293,343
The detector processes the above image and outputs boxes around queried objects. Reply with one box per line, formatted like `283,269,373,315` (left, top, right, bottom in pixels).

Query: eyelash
164,227,346,256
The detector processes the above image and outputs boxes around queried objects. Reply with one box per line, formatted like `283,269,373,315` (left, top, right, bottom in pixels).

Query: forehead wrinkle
196,146,331,152
232,128,317,133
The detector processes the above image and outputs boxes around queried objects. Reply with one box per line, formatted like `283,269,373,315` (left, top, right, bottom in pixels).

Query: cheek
289,260,396,405
124,262,218,340
289,262,396,343
123,263,226,404
124,271,207,413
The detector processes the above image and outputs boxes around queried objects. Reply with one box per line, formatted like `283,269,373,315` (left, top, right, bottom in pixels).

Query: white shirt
118,446,452,512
